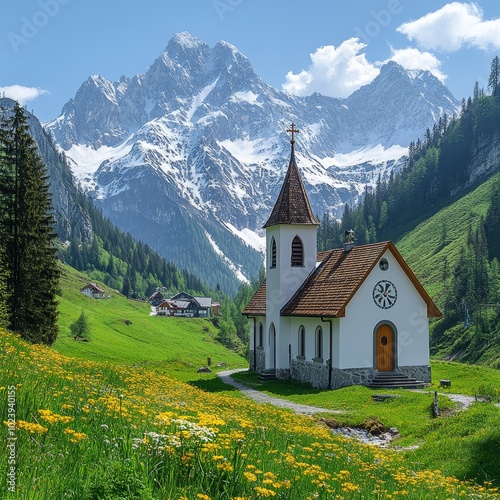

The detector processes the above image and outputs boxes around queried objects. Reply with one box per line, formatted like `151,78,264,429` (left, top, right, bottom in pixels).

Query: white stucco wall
284,316,339,367
265,224,318,370
338,249,430,369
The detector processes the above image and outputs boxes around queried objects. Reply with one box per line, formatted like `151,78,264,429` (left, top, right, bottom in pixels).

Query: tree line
318,56,500,251
59,193,212,301
0,102,60,344
0,102,222,345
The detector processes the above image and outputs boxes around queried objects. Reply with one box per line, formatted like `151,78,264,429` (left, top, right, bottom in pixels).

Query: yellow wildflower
15,420,48,434
253,486,276,497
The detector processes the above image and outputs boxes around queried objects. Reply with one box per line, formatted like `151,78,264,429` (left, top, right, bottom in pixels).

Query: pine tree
0,247,9,329
485,177,500,260
0,102,60,344
488,56,500,97
70,311,90,340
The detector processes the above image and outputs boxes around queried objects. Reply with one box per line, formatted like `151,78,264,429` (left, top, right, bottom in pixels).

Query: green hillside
396,172,498,300
54,263,247,378
395,172,500,364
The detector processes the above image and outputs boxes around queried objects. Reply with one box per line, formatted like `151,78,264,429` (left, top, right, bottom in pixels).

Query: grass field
2,260,499,497
231,362,500,488
2,330,499,499
396,172,499,302
54,264,247,380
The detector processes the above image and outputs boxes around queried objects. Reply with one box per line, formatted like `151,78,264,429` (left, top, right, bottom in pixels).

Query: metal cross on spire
287,122,300,144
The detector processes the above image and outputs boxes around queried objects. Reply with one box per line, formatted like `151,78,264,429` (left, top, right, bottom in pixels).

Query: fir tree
0,102,60,344
488,55,500,97
70,311,90,340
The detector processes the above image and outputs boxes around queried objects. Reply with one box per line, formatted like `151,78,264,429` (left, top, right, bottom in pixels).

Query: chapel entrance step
365,372,427,389
259,369,277,381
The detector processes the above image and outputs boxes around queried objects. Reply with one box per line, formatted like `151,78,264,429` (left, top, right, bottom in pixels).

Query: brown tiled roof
242,241,442,319
82,283,105,293
242,280,267,316
282,241,441,318
263,144,320,228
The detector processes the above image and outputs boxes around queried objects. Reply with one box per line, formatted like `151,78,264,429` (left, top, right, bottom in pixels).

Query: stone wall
290,359,330,388
270,358,430,389
395,365,431,383
290,359,379,389
330,367,377,389
249,348,266,373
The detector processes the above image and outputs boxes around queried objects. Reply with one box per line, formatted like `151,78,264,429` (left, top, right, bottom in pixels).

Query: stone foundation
395,365,431,383
290,359,331,388
276,368,291,381
251,356,431,389
289,360,431,389
249,348,266,373
329,367,377,389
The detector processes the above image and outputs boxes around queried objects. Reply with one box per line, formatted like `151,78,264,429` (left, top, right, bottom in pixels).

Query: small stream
329,426,400,448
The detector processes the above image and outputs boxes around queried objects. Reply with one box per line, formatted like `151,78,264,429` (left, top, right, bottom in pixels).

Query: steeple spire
263,123,320,228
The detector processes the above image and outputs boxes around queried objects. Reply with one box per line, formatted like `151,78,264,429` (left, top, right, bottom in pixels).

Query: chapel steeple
263,123,320,228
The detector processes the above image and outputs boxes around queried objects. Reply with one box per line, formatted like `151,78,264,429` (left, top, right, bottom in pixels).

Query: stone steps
365,372,426,389
259,369,277,381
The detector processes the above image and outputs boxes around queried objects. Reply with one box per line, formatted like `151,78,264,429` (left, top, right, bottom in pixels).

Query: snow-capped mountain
46,32,459,292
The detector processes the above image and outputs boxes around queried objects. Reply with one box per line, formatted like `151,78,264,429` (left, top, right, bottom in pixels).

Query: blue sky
1,0,500,122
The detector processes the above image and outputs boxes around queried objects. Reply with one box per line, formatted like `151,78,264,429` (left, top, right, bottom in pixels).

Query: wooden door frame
373,321,397,371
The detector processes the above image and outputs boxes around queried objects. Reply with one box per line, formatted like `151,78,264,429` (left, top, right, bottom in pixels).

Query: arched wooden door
376,324,394,372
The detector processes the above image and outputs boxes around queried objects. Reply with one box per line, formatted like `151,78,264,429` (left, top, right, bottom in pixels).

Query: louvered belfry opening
291,235,304,267
271,238,277,268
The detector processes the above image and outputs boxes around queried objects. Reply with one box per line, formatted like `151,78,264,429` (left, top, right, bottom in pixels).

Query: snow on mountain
45,32,460,292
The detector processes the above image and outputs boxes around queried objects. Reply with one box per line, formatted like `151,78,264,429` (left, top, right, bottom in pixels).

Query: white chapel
243,124,442,389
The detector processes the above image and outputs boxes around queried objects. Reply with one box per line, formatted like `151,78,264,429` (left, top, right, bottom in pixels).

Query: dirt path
217,370,498,414
217,370,500,448
217,369,337,415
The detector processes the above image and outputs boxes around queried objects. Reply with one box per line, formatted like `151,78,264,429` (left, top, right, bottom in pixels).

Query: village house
152,291,219,318
148,290,166,307
81,283,108,299
243,124,442,389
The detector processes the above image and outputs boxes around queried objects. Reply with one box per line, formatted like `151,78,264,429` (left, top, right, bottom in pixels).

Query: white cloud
387,47,447,83
0,85,49,104
282,38,380,98
397,2,500,52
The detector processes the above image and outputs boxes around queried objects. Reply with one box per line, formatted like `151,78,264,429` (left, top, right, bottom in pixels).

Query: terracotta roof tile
281,242,388,317
242,280,266,315
282,241,441,318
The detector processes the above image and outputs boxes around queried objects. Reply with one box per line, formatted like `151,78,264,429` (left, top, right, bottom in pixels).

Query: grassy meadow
54,264,246,379
396,172,500,302
232,362,500,489
2,329,500,499
1,262,500,498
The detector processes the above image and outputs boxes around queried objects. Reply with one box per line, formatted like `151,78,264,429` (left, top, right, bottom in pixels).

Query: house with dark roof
243,124,441,389
148,290,166,307
81,283,107,299
154,291,219,317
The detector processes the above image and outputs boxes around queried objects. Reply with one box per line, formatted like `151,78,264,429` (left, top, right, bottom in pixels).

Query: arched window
291,236,304,267
315,326,323,359
270,238,277,269
258,322,263,347
298,326,305,357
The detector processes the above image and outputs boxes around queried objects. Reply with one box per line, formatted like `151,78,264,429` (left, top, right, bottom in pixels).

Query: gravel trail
217,369,338,415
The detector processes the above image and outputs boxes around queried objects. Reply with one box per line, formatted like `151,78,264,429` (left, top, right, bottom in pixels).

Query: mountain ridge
45,32,459,291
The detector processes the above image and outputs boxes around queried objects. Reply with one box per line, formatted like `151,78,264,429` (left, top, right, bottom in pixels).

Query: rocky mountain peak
45,32,460,290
